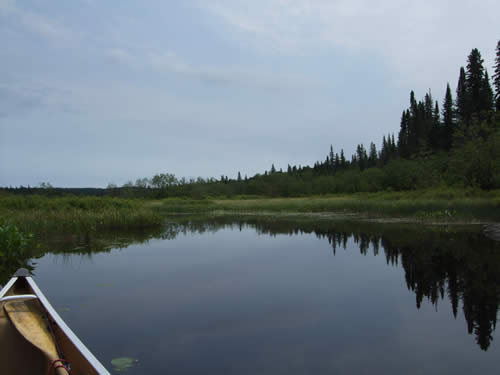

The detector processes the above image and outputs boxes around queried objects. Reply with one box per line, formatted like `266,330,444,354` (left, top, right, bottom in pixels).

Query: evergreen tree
237,171,242,181
465,48,485,117
356,144,367,170
408,91,421,154
329,145,335,170
493,40,500,111
480,70,494,114
340,149,346,169
456,67,468,123
443,83,455,150
398,110,409,158
390,134,397,157
430,100,441,150
380,135,388,165
369,142,377,167
270,164,276,174
416,100,428,153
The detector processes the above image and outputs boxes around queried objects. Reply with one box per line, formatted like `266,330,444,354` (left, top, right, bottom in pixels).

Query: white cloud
200,0,500,90
0,79,76,117
105,45,316,91
0,0,74,42
20,11,72,41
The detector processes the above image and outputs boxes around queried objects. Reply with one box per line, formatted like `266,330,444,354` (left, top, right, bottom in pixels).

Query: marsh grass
0,195,164,234
157,188,500,222
1,188,499,237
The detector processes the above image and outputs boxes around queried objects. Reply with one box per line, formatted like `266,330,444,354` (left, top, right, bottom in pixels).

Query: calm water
18,218,500,373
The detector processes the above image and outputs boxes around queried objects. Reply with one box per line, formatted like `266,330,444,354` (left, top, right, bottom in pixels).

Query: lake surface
15,217,500,374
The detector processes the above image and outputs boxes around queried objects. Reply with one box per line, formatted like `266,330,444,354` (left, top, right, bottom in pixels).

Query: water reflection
4,216,500,353
162,216,500,351
0,227,170,286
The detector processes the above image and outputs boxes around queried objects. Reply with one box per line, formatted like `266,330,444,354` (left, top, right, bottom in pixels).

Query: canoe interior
0,277,103,375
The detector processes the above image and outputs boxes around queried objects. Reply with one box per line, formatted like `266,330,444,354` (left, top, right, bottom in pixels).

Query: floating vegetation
111,357,138,372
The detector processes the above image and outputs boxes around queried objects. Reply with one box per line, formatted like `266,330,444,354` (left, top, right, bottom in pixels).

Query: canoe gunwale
0,294,38,302
1,273,110,375
0,277,18,299
25,276,111,375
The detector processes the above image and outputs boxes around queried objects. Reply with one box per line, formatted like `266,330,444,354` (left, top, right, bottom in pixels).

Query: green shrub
0,223,32,258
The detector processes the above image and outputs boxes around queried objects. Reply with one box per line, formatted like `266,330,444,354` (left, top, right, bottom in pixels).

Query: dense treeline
3,42,500,198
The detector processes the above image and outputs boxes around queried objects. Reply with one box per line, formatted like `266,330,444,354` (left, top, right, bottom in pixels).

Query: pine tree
270,164,276,174
456,67,468,123
237,171,242,181
493,40,500,111
442,83,455,150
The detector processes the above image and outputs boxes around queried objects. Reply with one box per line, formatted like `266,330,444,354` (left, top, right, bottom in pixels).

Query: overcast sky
1,0,498,187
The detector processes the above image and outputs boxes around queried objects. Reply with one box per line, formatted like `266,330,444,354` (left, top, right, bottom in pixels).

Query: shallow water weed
111,357,138,372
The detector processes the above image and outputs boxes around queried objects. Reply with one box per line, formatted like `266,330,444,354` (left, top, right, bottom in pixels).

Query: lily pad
111,357,138,372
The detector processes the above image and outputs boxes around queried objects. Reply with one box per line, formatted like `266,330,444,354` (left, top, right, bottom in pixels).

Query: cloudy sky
1,0,498,187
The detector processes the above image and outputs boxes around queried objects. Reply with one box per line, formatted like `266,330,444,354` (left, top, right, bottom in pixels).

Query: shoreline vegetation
154,189,500,223
0,195,163,235
1,189,499,238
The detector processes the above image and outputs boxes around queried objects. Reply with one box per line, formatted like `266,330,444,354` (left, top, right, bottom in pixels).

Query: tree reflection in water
167,216,500,351
4,216,499,351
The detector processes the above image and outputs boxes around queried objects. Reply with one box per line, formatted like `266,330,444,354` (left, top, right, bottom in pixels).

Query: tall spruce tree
493,40,500,111
424,92,434,148
390,134,397,157
340,149,346,169
356,144,367,170
368,142,377,167
329,145,335,171
465,48,485,117
480,69,494,114
442,83,455,150
408,91,419,154
430,101,441,150
456,67,468,124
398,110,409,158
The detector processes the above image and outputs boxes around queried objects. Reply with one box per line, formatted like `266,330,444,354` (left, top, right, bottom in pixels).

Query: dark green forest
4,42,500,198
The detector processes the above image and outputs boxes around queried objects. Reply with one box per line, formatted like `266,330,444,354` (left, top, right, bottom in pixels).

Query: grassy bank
155,189,500,222
1,189,499,237
0,195,164,234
